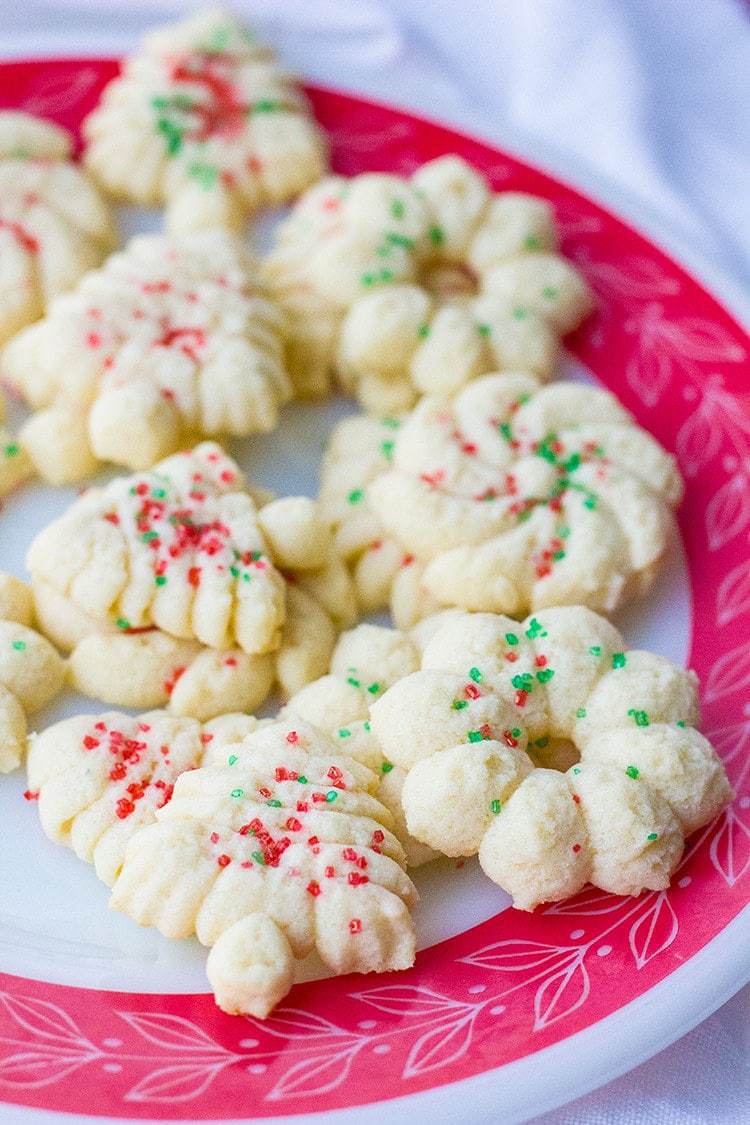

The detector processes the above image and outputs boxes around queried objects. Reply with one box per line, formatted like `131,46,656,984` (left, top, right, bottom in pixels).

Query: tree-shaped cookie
2,233,290,482
320,373,683,624
0,571,65,773
109,719,416,1017
0,110,115,347
27,446,356,713
369,607,731,908
265,155,592,403
83,8,327,233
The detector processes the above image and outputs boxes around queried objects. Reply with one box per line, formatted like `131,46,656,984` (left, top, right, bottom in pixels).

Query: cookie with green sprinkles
82,9,327,233
265,153,592,408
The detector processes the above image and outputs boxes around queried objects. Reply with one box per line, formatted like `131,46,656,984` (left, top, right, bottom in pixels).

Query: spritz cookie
369,607,731,909
0,571,66,773
281,623,437,866
107,719,416,1017
2,232,290,483
320,374,683,624
83,8,327,233
0,111,115,347
265,155,592,404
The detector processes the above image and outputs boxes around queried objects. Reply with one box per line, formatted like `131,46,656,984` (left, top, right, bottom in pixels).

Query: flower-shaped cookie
281,622,436,867
108,719,416,1017
83,8,327,233
0,110,115,347
0,571,66,773
320,373,683,625
27,709,263,883
369,607,731,909
265,155,592,405
2,232,291,482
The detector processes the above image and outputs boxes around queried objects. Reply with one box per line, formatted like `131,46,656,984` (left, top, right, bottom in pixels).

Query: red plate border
0,58,749,1120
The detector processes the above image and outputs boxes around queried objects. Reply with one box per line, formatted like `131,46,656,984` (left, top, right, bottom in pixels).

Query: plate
1,58,749,1125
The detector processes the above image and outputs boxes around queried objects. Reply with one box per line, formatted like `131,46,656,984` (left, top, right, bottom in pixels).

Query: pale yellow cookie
0,571,65,772
82,8,327,233
107,719,415,1017
0,111,115,347
369,607,731,908
2,232,290,482
265,155,592,401
321,374,683,622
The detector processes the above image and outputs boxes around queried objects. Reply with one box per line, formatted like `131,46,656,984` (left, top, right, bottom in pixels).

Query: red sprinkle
307,880,321,897
349,918,363,934
23,789,39,801
217,854,231,868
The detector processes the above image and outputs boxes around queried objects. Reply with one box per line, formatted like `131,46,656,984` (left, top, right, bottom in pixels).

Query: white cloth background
1,1,749,1121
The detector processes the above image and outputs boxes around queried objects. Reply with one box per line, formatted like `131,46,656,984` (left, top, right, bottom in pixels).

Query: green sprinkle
11,640,26,651
347,676,361,688
382,417,401,430
647,833,658,841
564,453,581,473
231,788,244,798
417,323,430,339
505,633,519,646
512,307,528,320
228,754,238,765
386,231,414,249
491,799,502,815
534,736,549,749
511,728,521,738
676,720,686,728
347,489,364,504
428,225,444,246
536,434,559,463
524,234,542,250
390,199,405,219
116,618,131,631
559,525,571,539
499,422,513,442
572,766,581,775
589,645,602,656
381,761,394,773
576,707,587,718
552,550,566,561
477,323,491,338
142,530,158,541
3,443,19,458
467,730,485,743
525,618,547,639
612,653,627,669
469,666,483,682
252,851,265,865
253,99,282,113
187,161,218,189
154,575,167,586
267,798,282,808
152,487,166,499
626,766,639,779
536,668,555,683
452,699,469,710
242,572,251,582
326,791,338,802
628,709,650,727
363,721,371,732
583,495,597,510
298,775,308,785
361,272,376,287
338,728,351,738
367,682,381,695
380,440,395,460
542,286,558,299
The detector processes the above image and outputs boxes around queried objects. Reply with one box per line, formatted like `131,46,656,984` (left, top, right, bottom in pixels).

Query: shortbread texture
27,446,354,711
320,373,683,624
107,719,416,1017
0,393,33,498
265,155,592,403
369,607,731,909
281,622,437,866
0,111,115,347
83,8,327,233
2,232,291,483
0,571,66,772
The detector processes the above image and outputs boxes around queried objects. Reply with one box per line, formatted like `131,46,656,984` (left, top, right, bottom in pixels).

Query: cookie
369,607,731,908
0,393,33,498
106,719,416,1017
2,232,291,482
320,373,683,624
265,156,592,403
27,450,355,709
281,622,437,867
0,571,66,772
83,8,327,233
0,111,115,348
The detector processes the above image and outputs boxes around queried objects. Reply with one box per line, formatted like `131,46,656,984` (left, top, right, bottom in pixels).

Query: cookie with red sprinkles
82,8,327,233
109,719,415,1018
369,606,731,909
2,231,291,484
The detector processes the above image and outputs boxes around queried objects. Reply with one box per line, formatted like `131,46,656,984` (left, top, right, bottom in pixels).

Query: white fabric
1,1,749,1121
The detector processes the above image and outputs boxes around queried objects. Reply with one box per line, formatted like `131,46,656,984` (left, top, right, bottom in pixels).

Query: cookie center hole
421,260,479,301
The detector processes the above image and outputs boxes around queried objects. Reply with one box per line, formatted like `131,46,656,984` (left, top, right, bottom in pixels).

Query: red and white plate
0,59,749,1125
